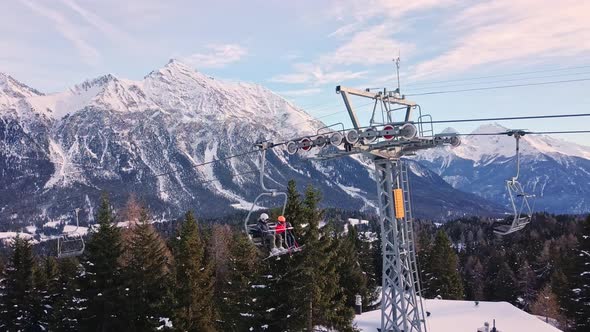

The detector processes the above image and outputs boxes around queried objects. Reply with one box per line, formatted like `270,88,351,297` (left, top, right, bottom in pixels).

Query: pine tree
357,227,379,304
0,235,39,331
217,229,261,331
489,262,517,302
283,185,354,331
417,229,434,297
210,224,233,295
337,224,369,308
79,193,125,331
33,256,60,330
516,259,536,309
121,208,173,331
427,230,464,299
571,215,590,331
49,257,83,331
171,211,216,332
284,179,304,232
463,255,485,301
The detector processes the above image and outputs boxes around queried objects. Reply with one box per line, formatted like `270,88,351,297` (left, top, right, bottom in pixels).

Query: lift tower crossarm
336,86,417,129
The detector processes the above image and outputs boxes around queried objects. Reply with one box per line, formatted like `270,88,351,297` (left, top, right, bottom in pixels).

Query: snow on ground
0,232,35,244
347,218,369,226
62,225,89,236
354,299,562,332
336,183,377,211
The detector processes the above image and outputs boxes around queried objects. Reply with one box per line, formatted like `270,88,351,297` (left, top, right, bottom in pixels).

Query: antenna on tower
394,51,401,95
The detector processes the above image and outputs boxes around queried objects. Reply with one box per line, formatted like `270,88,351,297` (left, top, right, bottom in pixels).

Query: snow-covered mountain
415,123,590,214
0,60,505,226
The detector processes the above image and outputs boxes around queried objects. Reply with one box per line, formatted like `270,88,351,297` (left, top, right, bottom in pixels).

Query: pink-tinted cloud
18,0,100,65
412,0,590,79
183,44,248,69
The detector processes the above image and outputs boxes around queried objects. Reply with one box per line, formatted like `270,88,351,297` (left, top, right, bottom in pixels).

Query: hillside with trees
0,184,588,331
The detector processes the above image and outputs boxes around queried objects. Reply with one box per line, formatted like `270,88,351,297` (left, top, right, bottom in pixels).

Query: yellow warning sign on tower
393,188,405,219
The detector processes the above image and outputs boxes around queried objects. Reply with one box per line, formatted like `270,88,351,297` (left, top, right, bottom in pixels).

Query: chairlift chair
244,143,301,256
493,131,535,236
57,208,85,258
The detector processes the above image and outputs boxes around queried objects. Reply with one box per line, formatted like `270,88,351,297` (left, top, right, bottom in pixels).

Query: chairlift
57,208,85,258
493,131,535,236
244,142,302,257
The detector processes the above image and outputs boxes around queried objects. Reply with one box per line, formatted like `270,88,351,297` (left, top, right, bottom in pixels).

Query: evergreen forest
0,180,588,332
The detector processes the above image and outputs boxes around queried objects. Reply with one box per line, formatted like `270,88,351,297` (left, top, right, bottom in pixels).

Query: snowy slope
415,124,590,213
27,74,160,119
355,299,562,332
419,123,590,162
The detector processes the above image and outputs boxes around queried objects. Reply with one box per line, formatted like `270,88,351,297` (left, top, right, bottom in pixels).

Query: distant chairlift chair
57,208,85,258
493,131,535,236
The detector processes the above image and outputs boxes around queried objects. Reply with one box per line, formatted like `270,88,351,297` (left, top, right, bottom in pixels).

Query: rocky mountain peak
0,72,43,99
471,122,510,134
72,74,118,92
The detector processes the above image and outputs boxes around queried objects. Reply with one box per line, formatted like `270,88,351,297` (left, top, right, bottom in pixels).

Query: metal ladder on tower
401,162,427,319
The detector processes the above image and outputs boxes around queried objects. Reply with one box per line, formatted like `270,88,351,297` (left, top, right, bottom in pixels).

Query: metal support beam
336,85,416,131
337,86,361,129
374,158,426,332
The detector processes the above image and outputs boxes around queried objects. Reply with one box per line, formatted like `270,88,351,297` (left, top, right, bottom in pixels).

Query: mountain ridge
0,61,525,227
415,124,590,213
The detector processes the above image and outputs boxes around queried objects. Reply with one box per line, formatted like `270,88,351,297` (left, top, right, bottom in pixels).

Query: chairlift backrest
494,132,535,236
243,148,288,240
57,209,86,259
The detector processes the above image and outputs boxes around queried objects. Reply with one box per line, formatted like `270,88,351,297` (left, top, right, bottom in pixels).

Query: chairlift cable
428,112,590,124
404,63,590,88
405,78,590,96
443,130,590,137
406,70,590,91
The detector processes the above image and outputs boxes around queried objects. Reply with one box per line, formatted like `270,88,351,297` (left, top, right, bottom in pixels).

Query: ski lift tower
340,86,431,332
284,84,460,332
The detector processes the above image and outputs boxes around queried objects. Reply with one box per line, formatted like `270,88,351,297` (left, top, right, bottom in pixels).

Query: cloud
273,0,433,87
412,0,590,79
270,24,401,86
329,0,456,33
277,88,323,97
60,0,132,45
323,24,412,66
18,0,100,65
270,63,368,85
328,22,363,38
183,44,248,69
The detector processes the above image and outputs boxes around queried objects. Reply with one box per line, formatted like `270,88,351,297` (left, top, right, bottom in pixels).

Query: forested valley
0,180,588,331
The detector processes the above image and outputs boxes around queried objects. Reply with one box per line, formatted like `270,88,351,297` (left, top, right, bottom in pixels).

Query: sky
1,0,590,146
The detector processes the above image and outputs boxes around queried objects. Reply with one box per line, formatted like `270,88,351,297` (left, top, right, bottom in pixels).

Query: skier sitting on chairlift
276,215,298,250
275,216,287,250
256,213,279,255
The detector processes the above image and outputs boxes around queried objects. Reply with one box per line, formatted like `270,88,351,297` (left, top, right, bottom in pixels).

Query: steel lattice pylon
284,85,458,331
374,158,426,332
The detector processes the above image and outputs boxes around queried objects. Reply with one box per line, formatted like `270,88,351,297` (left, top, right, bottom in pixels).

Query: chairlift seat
57,209,86,259
493,216,530,235
57,234,85,259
